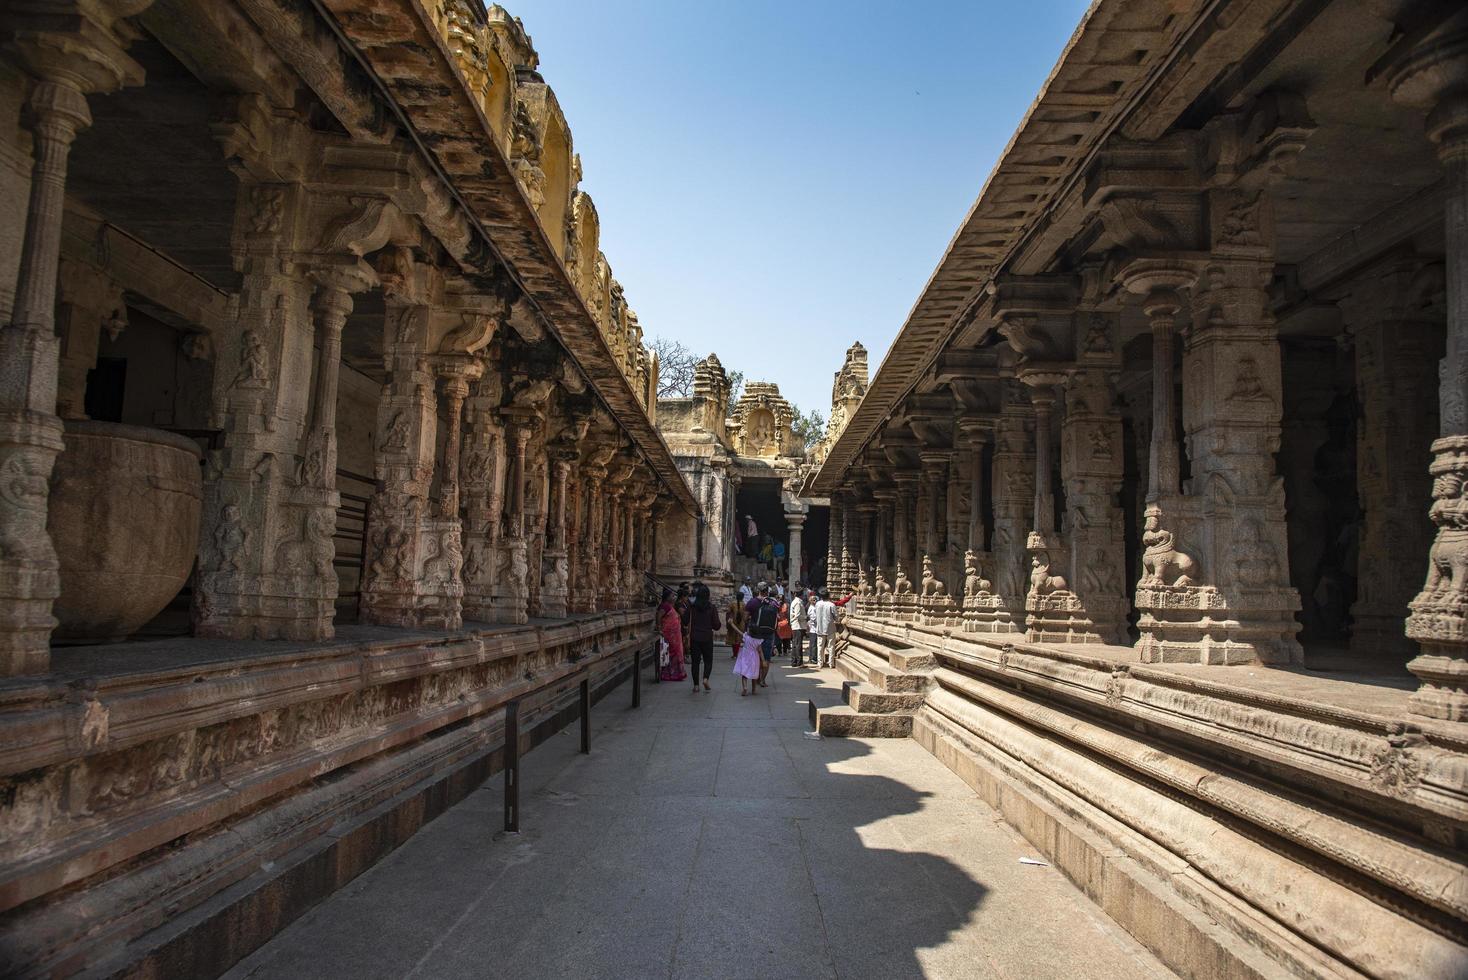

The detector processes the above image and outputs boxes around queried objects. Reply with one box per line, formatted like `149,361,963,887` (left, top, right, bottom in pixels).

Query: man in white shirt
738,578,753,605
788,587,809,666
810,589,838,668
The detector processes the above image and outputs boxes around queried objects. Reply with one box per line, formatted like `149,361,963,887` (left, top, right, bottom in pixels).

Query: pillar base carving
0,411,63,674
1405,435,1468,720
360,515,464,630
538,548,569,619
481,536,530,625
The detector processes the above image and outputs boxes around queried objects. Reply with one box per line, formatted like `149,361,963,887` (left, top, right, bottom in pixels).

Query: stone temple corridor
223,659,1170,980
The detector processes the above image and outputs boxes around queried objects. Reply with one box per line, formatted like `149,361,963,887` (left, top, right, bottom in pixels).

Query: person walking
658,590,687,682
686,584,720,693
746,582,779,688
811,588,838,669
732,629,763,696
788,587,809,667
738,577,753,605
775,594,793,662
725,591,746,658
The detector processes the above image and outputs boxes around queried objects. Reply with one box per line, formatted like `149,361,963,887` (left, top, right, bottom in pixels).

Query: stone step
841,680,926,714
887,647,937,672
807,702,914,738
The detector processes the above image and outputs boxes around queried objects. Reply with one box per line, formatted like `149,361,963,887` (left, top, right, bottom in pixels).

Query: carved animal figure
542,554,569,595
1423,473,1468,596
920,555,946,597
892,561,914,595
963,550,992,596
1029,554,1068,596
1140,506,1198,587
369,526,409,585
873,567,893,595
423,532,464,591
501,539,530,599
231,330,269,388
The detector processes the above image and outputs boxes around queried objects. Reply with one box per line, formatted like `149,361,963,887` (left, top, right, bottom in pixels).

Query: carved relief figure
1227,356,1273,403
1422,472,1468,597
1231,519,1279,587
214,504,247,574
381,412,411,453
873,567,893,594
963,550,992,596
542,553,569,595
423,531,464,590
232,330,269,388
1029,553,1068,596
501,537,530,600
1140,505,1198,587
0,450,51,560
920,554,946,597
369,526,410,585
1088,428,1113,462
893,561,913,595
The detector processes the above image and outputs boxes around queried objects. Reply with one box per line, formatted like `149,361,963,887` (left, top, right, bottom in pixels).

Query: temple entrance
733,476,786,581
802,504,830,588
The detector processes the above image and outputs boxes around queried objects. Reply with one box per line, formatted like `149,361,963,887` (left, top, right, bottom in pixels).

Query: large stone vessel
48,421,202,643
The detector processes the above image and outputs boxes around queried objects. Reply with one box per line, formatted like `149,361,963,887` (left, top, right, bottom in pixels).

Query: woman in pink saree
658,591,687,682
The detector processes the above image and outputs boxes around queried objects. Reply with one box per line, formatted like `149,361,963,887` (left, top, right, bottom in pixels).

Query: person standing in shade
685,583,720,693
775,593,793,662
788,586,809,667
658,589,687,682
810,588,838,669
738,577,753,605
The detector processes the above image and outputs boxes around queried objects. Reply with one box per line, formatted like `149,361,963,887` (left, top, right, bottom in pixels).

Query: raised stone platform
841,614,1468,979
0,612,653,977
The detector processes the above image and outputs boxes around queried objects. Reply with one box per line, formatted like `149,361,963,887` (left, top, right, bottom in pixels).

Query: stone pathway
225,652,1174,980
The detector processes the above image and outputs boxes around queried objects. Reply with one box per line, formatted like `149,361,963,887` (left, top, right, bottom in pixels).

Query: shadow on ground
222,651,1169,980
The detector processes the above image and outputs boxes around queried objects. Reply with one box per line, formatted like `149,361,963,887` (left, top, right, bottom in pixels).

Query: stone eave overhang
808,0,1301,496
313,0,700,516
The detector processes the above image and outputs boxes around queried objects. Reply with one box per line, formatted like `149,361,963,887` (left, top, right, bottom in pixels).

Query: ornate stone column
1060,367,1129,643
854,501,876,594
461,372,505,623
483,413,534,624
538,447,575,619
785,508,806,592
359,254,454,629
1380,15,1468,718
988,382,1034,626
0,19,142,672
1339,263,1441,657
1020,375,1082,641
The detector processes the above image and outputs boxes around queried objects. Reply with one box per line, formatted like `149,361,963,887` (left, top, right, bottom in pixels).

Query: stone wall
0,612,652,976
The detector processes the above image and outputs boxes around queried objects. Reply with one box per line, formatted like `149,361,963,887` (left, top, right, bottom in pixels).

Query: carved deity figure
1140,505,1198,587
920,554,946,597
232,330,269,389
1423,472,1468,597
963,550,991,597
1231,520,1278,587
381,412,410,453
369,526,410,585
893,560,913,595
214,504,247,573
501,538,530,600
1029,553,1068,596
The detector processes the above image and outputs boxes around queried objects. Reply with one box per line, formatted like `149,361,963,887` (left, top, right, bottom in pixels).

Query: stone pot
48,420,203,644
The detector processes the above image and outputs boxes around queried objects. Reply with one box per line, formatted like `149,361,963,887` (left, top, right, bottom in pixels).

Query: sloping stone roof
319,0,700,515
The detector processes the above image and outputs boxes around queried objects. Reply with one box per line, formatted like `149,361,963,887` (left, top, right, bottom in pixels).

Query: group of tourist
655,579,849,696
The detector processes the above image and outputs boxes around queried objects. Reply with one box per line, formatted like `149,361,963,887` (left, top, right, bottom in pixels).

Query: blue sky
519,0,1092,417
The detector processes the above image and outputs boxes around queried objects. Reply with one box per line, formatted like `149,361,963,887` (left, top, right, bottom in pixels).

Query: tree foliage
648,335,698,398
792,407,826,451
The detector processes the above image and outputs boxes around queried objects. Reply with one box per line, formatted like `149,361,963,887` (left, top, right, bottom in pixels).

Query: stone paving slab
223,652,1174,980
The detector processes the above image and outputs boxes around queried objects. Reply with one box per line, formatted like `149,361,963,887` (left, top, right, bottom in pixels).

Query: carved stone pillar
195,182,331,640
854,501,876,593
1340,265,1441,657
0,28,142,674
1021,377,1083,641
988,383,1034,626
461,374,504,623
1060,368,1128,643
826,493,843,591
1381,15,1468,718
538,448,574,619
484,415,533,624
359,257,449,628
785,509,806,592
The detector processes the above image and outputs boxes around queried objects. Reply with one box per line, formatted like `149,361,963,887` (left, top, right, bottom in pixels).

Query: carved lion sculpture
1029,554,1068,596
893,560,914,595
1140,506,1198,587
920,555,946,597
542,555,569,594
1424,474,1468,595
873,567,893,595
963,549,992,597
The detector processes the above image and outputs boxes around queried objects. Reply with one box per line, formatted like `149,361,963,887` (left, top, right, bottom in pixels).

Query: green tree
791,406,826,451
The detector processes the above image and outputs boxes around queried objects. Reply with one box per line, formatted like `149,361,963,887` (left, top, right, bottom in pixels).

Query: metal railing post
579,676,591,754
503,699,520,833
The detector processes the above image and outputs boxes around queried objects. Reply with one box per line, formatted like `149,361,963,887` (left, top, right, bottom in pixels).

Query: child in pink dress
732,631,763,696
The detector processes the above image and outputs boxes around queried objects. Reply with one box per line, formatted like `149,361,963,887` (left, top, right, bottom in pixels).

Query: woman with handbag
657,590,686,682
